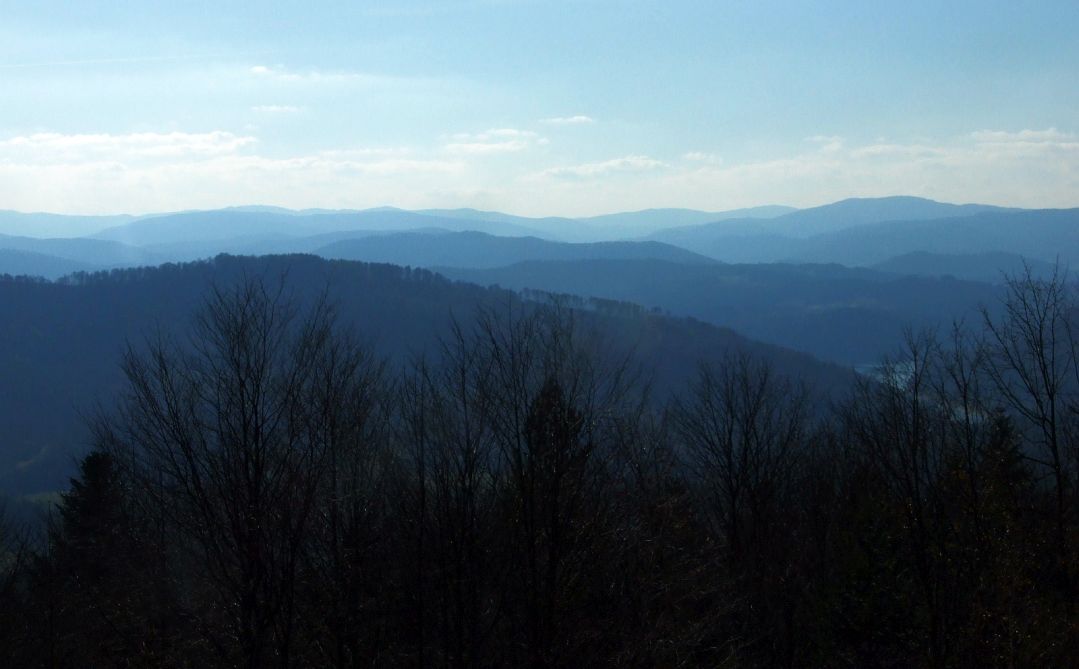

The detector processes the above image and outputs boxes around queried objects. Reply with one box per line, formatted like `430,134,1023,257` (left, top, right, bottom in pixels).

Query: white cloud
713,129,1079,207
804,134,843,144
449,128,537,141
317,147,413,159
484,128,534,138
513,128,1079,215
445,140,531,154
443,128,544,154
251,105,304,114
0,129,474,214
848,143,947,159
0,149,468,216
803,134,844,153
2,127,1077,217
682,151,722,164
0,131,256,163
541,155,668,179
540,115,595,125
328,158,465,176
970,128,1077,143
248,64,386,85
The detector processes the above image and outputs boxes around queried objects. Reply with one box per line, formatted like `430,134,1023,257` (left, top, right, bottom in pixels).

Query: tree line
1,266,1077,667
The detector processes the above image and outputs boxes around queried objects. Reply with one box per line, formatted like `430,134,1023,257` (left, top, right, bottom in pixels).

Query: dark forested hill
0,254,852,495
438,258,1003,365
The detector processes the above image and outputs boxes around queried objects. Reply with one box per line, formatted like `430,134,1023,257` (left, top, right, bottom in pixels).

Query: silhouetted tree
98,278,367,668
0,500,30,662
672,352,811,664
981,263,1078,605
4,264,1079,668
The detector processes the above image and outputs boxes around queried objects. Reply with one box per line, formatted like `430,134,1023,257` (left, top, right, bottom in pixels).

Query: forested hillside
440,258,1002,365
0,254,851,496
1,265,1076,667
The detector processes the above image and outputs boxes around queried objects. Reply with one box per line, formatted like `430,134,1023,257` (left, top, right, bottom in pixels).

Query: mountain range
2,194,1075,496
3,196,1070,280
647,199,1076,266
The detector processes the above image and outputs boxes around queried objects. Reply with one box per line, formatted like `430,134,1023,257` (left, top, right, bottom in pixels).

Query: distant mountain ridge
91,209,551,245
0,211,135,238
649,201,1076,267
0,249,103,279
417,205,797,241
314,230,717,268
2,203,800,243
649,196,1015,244
2,197,1067,283
0,232,156,267
789,209,1079,266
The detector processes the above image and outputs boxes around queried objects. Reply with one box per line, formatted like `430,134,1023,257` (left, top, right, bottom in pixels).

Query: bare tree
671,352,815,664
0,501,29,659
395,302,647,667
299,330,394,667
97,277,367,668
398,319,502,668
841,330,960,667
477,304,635,667
673,352,809,563
980,262,1078,603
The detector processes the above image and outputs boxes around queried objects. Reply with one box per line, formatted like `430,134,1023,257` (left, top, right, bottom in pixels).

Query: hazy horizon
0,194,1069,224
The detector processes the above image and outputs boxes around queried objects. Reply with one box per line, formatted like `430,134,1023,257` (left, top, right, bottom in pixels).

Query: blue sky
1,0,1078,216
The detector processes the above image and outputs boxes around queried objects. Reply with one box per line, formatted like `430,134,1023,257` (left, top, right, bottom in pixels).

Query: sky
1,0,1078,217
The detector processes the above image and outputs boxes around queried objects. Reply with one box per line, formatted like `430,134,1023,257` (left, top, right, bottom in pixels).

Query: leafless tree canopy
2,268,1078,667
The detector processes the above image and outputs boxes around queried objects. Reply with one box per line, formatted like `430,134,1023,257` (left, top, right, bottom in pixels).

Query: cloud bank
443,128,545,155
0,127,1076,216
540,115,595,125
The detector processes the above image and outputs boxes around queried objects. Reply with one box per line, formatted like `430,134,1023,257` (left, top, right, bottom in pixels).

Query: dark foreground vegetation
1,266,1078,668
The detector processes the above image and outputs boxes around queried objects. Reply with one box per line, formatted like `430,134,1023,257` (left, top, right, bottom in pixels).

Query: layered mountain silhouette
4,197,1068,280
438,258,1003,365
314,231,716,268
0,249,102,279
91,209,550,245
2,194,1067,371
0,233,156,270
649,196,1013,242
649,201,1075,267
0,211,135,238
